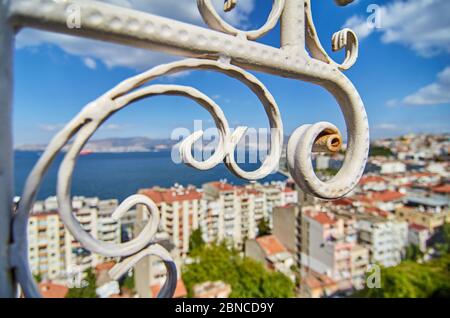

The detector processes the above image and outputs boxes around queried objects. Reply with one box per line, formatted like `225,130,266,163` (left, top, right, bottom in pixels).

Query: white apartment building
28,196,121,280
280,187,298,206
139,186,203,256
202,181,296,247
28,211,66,280
356,214,408,267
273,205,368,292
408,223,430,253
138,181,297,255
301,210,369,291
202,182,242,246
380,161,406,175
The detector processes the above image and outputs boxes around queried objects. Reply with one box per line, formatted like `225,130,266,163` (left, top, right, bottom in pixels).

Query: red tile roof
409,223,428,232
237,188,262,196
151,279,187,298
412,172,436,178
39,282,69,298
432,184,450,194
370,191,405,202
140,187,202,204
359,175,385,185
332,198,353,206
32,211,59,218
208,181,235,192
305,210,336,225
256,235,287,256
302,271,337,290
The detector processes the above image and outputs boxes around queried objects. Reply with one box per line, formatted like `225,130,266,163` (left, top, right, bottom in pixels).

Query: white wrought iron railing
0,0,369,298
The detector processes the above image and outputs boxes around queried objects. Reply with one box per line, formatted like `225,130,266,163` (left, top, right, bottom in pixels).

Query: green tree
404,244,423,262
189,228,205,253
33,273,42,283
356,254,450,298
120,270,135,292
369,145,393,157
257,218,271,237
66,268,97,298
436,223,450,255
183,242,294,298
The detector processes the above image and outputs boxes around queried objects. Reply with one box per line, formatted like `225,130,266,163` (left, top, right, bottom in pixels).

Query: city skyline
25,131,450,298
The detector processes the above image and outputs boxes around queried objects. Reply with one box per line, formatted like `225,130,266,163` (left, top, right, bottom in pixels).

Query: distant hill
15,133,292,153
15,137,178,153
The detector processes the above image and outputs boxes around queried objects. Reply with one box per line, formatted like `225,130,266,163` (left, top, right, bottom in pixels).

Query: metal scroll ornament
9,0,369,298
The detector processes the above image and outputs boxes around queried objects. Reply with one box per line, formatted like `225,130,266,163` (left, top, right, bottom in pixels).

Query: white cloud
101,123,126,131
371,121,450,138
16,0,255,70
344,15,373,39
344,0,450,57
373,123,399,131
38,123,65,132
385,98,399,107
83,57,97,69
390,66,450,106
403,67,450,105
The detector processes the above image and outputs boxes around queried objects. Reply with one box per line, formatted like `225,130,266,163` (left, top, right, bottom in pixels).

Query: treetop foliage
182,242,294,298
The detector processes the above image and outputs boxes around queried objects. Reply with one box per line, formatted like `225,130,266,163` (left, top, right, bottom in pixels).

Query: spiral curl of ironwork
7,0,370,298
11,58,283,297
305,0,359,70
197,0,286,40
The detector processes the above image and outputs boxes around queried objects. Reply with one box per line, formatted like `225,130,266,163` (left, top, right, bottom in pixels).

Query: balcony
1,0,370,299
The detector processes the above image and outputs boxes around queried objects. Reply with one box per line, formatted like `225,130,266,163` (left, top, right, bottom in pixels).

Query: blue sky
12,0,450,146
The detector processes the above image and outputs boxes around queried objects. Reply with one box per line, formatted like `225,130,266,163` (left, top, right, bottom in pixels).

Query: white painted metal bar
281,0,306,54
0,0,369,298
8,0,321,80
0,0,16,298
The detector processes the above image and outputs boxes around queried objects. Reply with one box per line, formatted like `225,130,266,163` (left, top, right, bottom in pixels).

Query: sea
14,151,287,202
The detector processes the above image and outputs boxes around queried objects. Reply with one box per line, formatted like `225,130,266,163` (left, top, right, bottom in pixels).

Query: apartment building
354,190,405,212
273,204,302,269
245,234,295,281
237,188,263,241
380,161,406,174
202,182,241,245
395,206,448,232
28,211,66,280
350,245,370,290
133,231,182,298
65,197,121,275
29,196,121,280
356,214,408,267
201,181,298,248
139,186,203,256
408,223,430,252
301,210,369,291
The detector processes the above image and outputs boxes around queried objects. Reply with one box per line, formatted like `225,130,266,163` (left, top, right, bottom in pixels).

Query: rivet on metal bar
224,0,237,12
312,129,343,154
